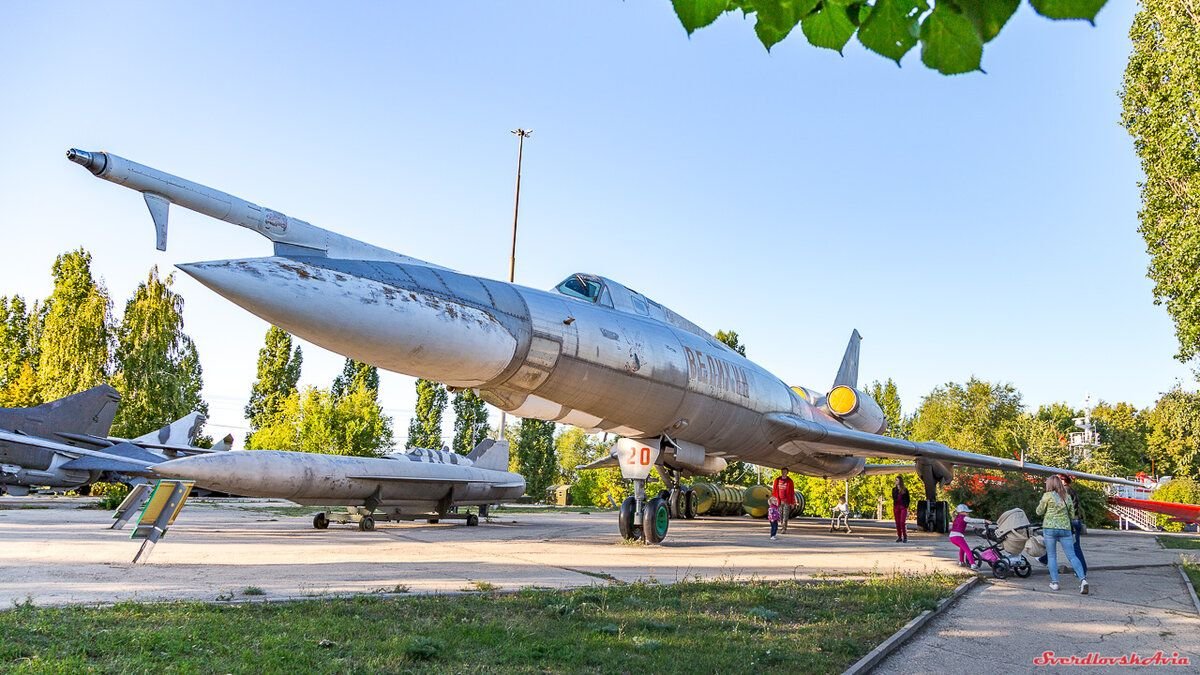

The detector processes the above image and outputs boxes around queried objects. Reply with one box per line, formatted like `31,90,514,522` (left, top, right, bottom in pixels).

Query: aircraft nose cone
152,453,242,492
178,257,520,387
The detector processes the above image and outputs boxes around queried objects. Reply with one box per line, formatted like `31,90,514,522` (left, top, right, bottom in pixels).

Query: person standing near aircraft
772,468,797,534
1061,475,1088,575
892,476,910,542
1037,475,1089,594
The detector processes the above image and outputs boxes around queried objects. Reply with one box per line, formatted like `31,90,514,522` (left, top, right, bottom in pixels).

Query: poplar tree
110,267,208,438
0,296,41,405
244,326,303,446
868,378,906,438
250,384,393,457
1121,0,1200,363
451,389,490,455
332,358,379,399
515,418,557,499
406,378,447,448
36,249,111,401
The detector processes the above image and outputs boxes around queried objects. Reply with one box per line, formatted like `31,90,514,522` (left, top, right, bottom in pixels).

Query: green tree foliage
109,268,208,438
1120,0,1200,364
248,384,393,456
406,379,447,449
451,389,490,455
332,358,379,400
946,472,1109,528
1146,386,1200,480
713,329,746,356
514,418,558,500
0,295,43,406
36,249,111,402
672,0,1109,75
244,326,303,447
1035,402,1078,436
868,378,905,437
1150,477,1200,532
1091,401,1150,475
908,377,1023,457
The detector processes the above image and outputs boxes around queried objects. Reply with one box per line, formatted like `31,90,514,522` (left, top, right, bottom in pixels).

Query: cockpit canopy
552,273,727,349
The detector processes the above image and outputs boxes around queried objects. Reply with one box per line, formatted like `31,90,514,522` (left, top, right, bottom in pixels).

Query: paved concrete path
0,497,1191,622
876,538,1200,674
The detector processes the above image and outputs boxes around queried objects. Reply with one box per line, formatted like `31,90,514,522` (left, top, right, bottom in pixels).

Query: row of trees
0,249,208,442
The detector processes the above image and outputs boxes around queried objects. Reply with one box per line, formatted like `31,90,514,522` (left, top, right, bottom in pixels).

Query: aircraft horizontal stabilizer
762,412,1140,487
60,455,152,472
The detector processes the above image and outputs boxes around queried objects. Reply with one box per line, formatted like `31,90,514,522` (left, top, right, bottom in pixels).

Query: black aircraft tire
916,500,930,531
427,518,439,524
643,497,670,544
358,516,375,532
793,493,806,518
619,496,640,541
466,513,479,527
683,489,697,519
933,501,949,534
313,513,329,530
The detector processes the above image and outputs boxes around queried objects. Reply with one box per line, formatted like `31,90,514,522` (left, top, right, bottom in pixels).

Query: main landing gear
915,458,951,534
618,469,694,544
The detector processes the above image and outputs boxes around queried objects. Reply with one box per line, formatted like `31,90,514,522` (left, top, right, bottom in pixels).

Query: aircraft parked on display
0,384,230,495
151,439,524,529
68,148,1139,543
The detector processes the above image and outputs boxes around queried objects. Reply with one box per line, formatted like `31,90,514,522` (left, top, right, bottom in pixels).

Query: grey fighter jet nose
66,148,107,175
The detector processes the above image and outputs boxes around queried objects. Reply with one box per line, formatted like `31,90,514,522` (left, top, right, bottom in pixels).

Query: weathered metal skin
152,450,526,508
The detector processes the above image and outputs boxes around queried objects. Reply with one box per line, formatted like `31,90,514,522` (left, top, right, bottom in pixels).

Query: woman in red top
891,476,910,542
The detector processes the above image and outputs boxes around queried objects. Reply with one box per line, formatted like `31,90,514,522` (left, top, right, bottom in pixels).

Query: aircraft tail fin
0,384,121,437
133,412,205,446
466,439,509,472
833,329,862,389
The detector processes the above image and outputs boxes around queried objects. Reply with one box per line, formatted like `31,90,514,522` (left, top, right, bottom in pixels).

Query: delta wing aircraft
68,148,1137,542
0,384,230,494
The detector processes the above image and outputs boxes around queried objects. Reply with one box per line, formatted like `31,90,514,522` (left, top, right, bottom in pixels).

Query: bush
947,472,1110,528
1151,477,1200,533
91,482,130,510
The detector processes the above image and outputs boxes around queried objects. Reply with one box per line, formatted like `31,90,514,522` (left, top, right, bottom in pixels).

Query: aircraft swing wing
0,430,158,471
762,412,1140,487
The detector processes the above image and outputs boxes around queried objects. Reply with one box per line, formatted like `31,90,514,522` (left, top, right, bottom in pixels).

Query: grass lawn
0,574,962,673
1158,535,1200,550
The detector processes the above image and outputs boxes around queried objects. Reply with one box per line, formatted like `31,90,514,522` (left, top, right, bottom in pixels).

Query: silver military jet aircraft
0,384,230,494
150,439,524,529
68,148,1137,543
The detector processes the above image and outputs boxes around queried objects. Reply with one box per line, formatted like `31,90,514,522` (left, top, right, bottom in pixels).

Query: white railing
1108,502,1160,531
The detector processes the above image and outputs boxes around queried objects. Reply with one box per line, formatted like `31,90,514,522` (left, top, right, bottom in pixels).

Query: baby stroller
969,508,1039,580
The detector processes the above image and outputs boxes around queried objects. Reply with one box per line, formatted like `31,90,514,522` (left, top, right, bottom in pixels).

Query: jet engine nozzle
826,385,887,434
66,148,107,175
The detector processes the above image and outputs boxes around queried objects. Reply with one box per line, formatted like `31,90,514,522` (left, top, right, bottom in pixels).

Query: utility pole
498,128,532,440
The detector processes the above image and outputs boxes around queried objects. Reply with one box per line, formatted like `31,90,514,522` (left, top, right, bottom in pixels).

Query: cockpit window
556,274,603,302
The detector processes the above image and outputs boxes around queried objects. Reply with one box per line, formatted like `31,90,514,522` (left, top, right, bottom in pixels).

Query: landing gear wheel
992,559,1011,579
427,518,439,524
466,513,479,527
682,488,697,519
358,515,375,532
313,512,329,530
619,496,641,541
1014,559,1032,578
932,501,949,534
793,493,806,518
643,497,670,544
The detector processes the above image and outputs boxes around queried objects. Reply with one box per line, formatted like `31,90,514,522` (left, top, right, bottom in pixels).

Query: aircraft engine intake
826,385,887,434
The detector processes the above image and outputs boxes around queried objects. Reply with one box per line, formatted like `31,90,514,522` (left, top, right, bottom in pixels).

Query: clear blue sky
0,2,1189,445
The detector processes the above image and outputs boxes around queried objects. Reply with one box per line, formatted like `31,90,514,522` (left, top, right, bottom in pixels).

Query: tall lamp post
498,128,532,440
